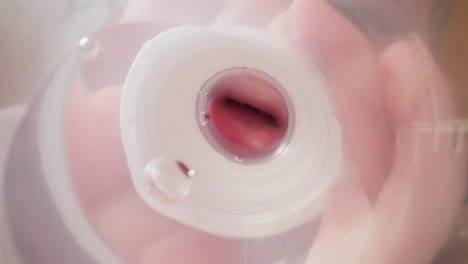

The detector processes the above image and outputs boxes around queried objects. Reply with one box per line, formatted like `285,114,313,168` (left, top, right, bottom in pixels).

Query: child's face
65,1,466,263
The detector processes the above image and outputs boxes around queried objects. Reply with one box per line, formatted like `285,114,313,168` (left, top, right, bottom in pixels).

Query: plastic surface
1,1,467,264
3,23,332,264
0,0,126,108
0,0,126,263
121,26,342,238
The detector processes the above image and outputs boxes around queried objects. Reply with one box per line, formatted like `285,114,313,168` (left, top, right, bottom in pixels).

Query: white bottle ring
120,26,343,238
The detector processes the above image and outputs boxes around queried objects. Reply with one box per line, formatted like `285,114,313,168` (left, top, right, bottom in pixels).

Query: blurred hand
66,0,466,263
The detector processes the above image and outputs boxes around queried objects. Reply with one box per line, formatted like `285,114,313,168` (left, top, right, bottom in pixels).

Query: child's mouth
205,70,289,155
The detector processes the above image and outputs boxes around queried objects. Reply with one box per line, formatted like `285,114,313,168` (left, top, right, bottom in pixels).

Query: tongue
207,72,288,152
210,98,283,150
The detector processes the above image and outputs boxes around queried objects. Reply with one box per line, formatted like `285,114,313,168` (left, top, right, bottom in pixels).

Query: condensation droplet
177,161,197,178
200,111,211,125
234,156,243,162
78,36,102,58
142,158,194,201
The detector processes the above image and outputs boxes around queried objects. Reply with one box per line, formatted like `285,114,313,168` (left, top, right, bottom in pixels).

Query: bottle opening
197,68,292,162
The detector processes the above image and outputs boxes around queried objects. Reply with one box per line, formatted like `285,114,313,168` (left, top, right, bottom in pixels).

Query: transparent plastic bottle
1,1,466,264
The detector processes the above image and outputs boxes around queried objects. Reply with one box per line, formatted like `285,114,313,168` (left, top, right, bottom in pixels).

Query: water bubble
142,158,194,202
200,111,211,125
78,36,102,58
176,161,197,178
234,156,243,162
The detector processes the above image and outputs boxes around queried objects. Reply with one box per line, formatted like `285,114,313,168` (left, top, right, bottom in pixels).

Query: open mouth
198,68,290,160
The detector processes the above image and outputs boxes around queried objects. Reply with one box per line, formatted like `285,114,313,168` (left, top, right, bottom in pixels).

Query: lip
214,73,289,128
206,70,289,153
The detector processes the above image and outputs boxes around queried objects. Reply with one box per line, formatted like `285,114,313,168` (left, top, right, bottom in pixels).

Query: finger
67,22,170,213
286,0,376,73
364,34,466,264
66,83,131,214
66,23,174,261
121,0,224,25
92,188,179,261
268,10,289,36
282,0,394,200
66,22,237,264
307,172,373,264
214,0,292,27
136,225,233,264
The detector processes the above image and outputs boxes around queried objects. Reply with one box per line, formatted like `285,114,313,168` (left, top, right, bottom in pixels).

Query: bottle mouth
197,67,293,163
120,26,342,238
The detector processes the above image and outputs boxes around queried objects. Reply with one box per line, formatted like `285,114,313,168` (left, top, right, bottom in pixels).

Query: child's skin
66,0,466,263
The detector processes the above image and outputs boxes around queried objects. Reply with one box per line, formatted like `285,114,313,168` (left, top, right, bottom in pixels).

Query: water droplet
78,36,102,58
234,156,243,162
177,161,197,178
200,111,211,125
142,158,194,201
